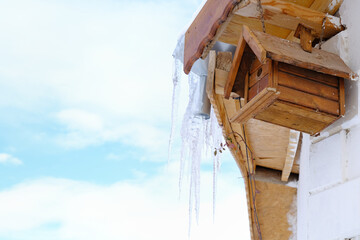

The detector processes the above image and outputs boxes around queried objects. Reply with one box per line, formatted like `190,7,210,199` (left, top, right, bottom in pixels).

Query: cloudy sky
0,0,250,239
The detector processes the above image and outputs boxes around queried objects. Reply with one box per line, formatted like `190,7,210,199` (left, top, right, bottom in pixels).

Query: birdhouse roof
242,25,357,79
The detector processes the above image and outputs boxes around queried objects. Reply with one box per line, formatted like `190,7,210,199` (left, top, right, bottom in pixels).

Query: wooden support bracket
294,24,314,53
281,130,300,182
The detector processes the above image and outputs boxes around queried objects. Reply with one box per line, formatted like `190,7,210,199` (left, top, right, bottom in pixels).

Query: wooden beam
219,14,292,46
242,25,267,63
225,34,246,99
294,24,314,53
234,0,344,38
206,50,216,100
281,130,300,182
286,0,344,42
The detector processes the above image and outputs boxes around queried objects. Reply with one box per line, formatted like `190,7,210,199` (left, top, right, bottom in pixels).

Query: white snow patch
286,179,298,188
327,0,342,13
327,14,342,30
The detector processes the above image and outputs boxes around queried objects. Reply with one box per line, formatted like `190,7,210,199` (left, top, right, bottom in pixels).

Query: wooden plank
219,14,292,46
281,130,300,182
250,29,356,79
249,75,270,101
225,34,247,99
249,60,271,87
250,58,262,75
230,87,279,123
278,71,339,101
254,169,298,240
215,69,228,95
183,0,246,74
242,25,267,63
339,77,345,116
278,62,339,87
234,0,343,38
278,85,340,115
206,51,217,99
255,100,338,135
246,118,291,158
286,0,343,41
270,100,337,123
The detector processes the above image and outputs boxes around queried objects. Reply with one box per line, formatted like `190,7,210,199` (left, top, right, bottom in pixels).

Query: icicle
168,58,182,163
170,36,225,235
178,71,225,237
209,109,223,222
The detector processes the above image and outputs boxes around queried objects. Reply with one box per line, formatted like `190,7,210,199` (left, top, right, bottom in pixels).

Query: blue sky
0,0,250,239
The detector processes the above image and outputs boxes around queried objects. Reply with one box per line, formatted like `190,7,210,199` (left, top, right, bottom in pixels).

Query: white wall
297,1,360,239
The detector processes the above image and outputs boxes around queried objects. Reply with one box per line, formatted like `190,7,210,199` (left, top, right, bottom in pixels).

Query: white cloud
0,164,250,240
54,109,169,158
0,0,196,153
0,0,189,121
0,153,22,165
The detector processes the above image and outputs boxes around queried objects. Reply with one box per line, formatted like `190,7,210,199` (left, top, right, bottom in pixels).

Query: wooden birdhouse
224,25,357,135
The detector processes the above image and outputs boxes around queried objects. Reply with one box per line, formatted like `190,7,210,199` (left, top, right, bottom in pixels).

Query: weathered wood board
184,0,345,74
254,168,298,240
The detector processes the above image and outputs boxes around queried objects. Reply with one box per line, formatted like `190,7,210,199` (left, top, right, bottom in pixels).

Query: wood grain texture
230,87,279,123
286,0,343,41
294,24,314,52
255,100,338,135
248,75,270,101
249,59,271,87
184,0,346,75
250,29,356,79
184,0,246,74
277,85,339,115
219,13,292,46
243,25,267,63
254,174,297,240
235,0,343,38
206,51,216,100
278,71,339,101
278,62,339,87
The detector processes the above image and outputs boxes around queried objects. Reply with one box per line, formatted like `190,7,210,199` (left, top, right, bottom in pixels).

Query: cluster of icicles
169,57,225,236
